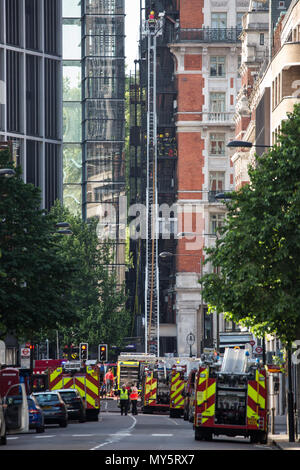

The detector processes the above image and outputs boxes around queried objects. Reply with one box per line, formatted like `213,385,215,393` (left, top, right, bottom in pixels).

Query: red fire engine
194,348,268,443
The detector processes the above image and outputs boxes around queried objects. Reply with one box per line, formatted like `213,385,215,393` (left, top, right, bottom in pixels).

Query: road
2,400,276,454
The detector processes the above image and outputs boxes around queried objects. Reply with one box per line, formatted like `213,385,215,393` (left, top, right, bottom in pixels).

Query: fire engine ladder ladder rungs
145,30,159,356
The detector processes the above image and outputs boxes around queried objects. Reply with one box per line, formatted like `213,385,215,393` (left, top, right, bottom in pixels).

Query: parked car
33,391,68,428
0,396,7,445
55,389,86,423
28,395,45,433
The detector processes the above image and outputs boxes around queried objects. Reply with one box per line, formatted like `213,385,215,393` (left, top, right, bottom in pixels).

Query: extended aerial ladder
143,13,164,356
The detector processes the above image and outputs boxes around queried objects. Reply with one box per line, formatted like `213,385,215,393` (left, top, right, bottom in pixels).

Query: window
6,50,21,133
45,59,59,139
211,13,227,28
26,140,40,187
6,0,21,46
26,54,40,136
209,133,225,155
236,12,244,28
210,56,225,77
210,213,225,234
45,143,60,211
209,172,225,202
44,0,59,55
260,33,264,45
210,92,226,114
209,171,225,191
25,0,40,51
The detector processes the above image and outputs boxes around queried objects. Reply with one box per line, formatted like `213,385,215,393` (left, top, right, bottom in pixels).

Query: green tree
0,150,79,339
50,201,130,351
202,104,300,346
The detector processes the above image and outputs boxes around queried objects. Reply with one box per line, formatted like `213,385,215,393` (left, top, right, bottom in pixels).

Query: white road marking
152,434,173,437
35,435,55,438
168,418,180,426
90,416,137,450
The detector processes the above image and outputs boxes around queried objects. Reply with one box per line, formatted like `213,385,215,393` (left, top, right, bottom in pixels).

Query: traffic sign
20,348,31,368
255,346,263,354
21,348,30,357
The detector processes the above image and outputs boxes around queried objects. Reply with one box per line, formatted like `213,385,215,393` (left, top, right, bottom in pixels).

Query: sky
125,0,141,73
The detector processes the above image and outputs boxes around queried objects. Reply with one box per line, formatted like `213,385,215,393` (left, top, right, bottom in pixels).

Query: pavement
269,414,300,450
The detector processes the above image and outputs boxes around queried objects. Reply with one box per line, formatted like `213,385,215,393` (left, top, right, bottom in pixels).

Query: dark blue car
28,395,45,433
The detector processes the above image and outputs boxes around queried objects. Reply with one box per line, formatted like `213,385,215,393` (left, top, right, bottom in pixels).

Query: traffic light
79,343,88,361
98,344,108,362
63,344,69,359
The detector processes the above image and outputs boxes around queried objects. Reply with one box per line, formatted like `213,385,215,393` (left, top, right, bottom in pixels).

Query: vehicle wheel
36,426,45,433
0,434,7,445
195,428,203,441
79,412,86,423
259,432,268,444
59,419,68,428
250,433,259,444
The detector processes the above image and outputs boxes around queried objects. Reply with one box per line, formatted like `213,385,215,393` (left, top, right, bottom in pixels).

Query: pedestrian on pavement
104,368,114,396
130,384,139,415
118,384,129,416
100,383,106,399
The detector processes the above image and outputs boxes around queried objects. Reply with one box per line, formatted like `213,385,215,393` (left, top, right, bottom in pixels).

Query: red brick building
170,0,247,355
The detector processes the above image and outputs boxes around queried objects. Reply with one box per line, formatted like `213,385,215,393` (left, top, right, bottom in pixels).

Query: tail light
258,417,264,429
196,413,202,425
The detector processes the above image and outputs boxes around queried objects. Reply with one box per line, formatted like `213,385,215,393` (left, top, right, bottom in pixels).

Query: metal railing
203,112,235,123
173,27,242,43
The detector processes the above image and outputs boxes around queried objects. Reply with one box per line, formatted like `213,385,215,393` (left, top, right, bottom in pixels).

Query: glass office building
63,0,126,284
0,0,63,211
63,0,82,214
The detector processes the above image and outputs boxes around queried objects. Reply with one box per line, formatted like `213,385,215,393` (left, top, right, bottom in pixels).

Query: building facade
62,0,126,286
129,0,247,355
0,0,63,211
170,0,247,355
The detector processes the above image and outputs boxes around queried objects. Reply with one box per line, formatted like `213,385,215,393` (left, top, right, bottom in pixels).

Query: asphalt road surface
2,402,276,454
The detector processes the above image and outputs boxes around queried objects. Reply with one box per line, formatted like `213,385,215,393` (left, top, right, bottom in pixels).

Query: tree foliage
0,150,79,339
202,104,300,346
0,149,130,351
49,202,130,350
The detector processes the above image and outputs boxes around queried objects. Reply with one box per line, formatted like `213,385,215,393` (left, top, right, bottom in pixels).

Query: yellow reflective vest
120,389,129,400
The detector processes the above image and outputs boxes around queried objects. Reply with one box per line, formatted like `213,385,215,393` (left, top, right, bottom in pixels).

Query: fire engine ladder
144,19,160,356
